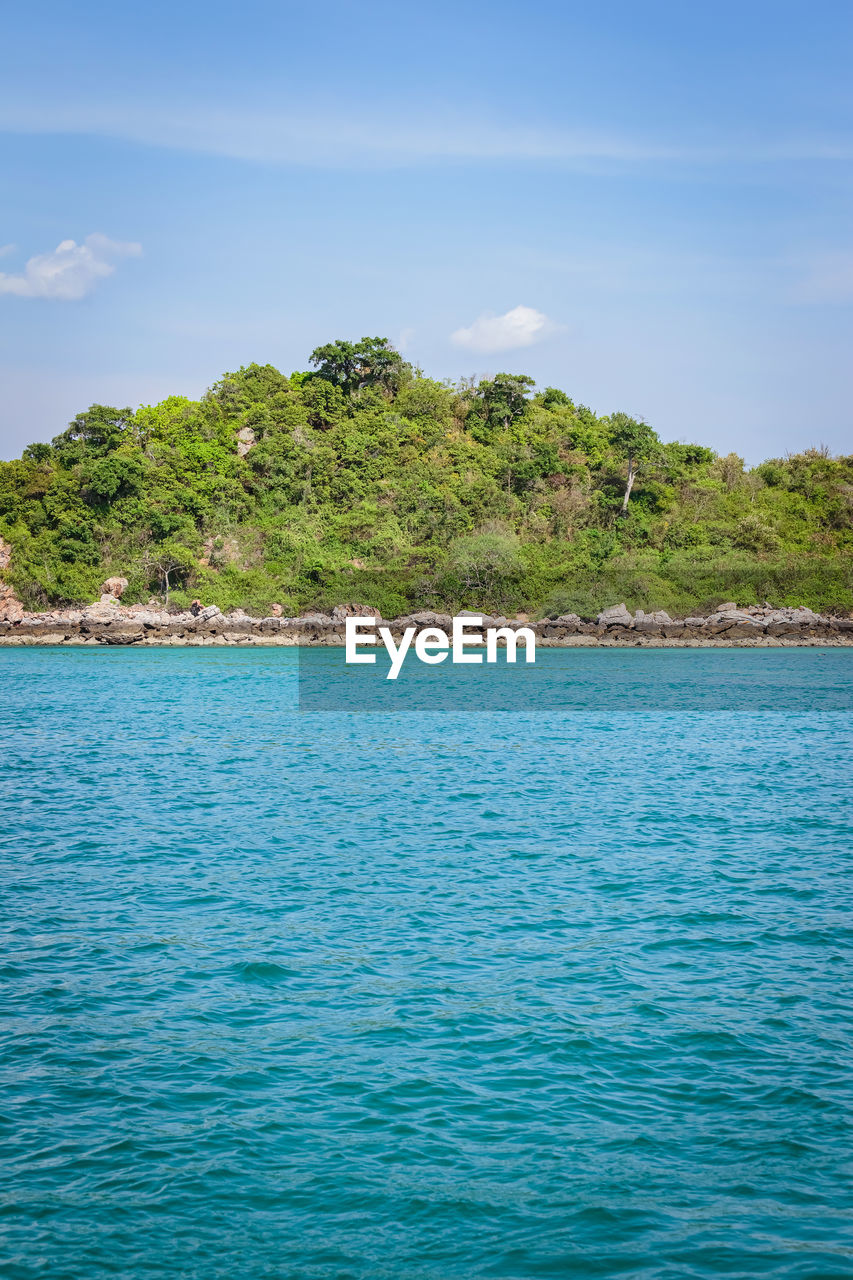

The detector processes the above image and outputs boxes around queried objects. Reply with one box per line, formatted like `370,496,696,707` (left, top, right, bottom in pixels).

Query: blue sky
1,0,852,461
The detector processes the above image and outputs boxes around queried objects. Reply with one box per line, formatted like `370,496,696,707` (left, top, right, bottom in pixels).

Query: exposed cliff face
0,539,23,622
0,582,23,623
1,601,851,646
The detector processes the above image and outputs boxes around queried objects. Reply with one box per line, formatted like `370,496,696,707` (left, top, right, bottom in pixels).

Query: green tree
479,374,535,431
52,405,136,463
447,531,523,593
608,412,660,514
309,337,408,396
144,542,196,604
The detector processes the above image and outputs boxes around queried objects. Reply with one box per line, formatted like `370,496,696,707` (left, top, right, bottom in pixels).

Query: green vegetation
1,338,851,617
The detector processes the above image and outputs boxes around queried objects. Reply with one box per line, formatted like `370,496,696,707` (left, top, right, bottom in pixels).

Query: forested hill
1,337,851,617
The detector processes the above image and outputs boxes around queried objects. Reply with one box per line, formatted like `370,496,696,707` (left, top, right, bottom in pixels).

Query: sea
1,646,852,1279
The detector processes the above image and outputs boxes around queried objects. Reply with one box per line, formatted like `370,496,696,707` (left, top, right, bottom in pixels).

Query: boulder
0,582,23,622
291,614,332,632
0,598,24,623
788,607,820,624
236,426,256,457
101,576,128,598
199,604,221,621
330,603,381,623
725,620,767,638
83,601,123,625
97,628,144,646
597,603,633,627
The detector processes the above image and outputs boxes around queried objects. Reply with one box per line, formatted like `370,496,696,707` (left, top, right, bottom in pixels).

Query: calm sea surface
1,648,852,1279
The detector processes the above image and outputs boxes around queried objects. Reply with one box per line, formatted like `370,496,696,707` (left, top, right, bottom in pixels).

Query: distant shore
1,599,851,647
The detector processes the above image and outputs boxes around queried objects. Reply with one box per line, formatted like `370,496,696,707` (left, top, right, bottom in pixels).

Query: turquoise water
2,647,853,1279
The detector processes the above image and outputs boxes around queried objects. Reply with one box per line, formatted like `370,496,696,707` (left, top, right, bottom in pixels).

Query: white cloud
0,233,141,300
451,305,556,354
2,99,852,170
0,100,679,167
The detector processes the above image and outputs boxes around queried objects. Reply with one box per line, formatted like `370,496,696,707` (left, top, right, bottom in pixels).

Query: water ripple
1,648,852,1279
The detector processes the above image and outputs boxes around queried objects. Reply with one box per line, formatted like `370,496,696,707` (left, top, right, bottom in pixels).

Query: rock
725,620,767,637
0,581,23,622
766,622,800,637
199,604,221,620
717,602,738,612
291,614,332,632
597,603,633,627
83,601,123,624
0,538,12,571
684,616,708,627
99,593,121,605
552,613,581,626
454,610,497,627
330,603,381,623
709,609,753,624
789,606,820,624
101,576,128,598
97,628,144,645
0,598,24,623
236,426,256,457
647,610,673,624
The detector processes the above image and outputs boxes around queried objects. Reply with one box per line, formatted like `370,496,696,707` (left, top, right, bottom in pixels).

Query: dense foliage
2,339,851,617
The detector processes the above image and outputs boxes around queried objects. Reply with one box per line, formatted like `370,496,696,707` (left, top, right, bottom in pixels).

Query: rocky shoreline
1,591,851,647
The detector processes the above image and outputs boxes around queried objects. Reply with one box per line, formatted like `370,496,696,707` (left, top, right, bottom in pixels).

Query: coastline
1,601,851,647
